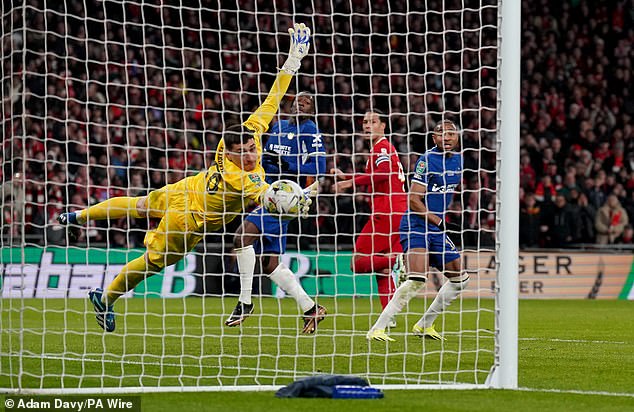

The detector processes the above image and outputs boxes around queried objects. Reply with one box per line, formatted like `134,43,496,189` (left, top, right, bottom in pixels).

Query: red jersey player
332,110,408,315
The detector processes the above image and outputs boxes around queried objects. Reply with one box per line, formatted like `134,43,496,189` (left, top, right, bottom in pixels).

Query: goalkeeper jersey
188,71,292,224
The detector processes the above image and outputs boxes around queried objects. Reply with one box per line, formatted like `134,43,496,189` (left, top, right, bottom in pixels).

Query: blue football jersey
410,147,462,218
262,119,326,186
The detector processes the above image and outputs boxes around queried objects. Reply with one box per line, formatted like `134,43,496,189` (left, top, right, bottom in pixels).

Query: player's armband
375,154,390,166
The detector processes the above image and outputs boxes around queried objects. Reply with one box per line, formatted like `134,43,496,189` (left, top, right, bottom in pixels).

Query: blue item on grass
275,375,382,398
332,385,384,399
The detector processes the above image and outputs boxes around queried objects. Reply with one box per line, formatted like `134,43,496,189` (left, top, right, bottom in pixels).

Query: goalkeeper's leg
59,184,175,240
57,196,148,241
104,254,163,305
88,253,163,332
68,196,147,224
89,209,199,332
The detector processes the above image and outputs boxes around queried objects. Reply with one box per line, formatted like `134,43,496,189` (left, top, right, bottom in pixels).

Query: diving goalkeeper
57,23,313,332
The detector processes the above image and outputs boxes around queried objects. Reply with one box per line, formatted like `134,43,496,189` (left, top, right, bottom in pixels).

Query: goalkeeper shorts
144,179,204,268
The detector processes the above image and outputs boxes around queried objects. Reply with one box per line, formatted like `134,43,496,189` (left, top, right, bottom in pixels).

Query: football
262,179,304,216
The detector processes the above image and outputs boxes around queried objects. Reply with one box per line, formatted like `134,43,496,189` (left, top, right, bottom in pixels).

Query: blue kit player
225,92,328,334
367,120,470,342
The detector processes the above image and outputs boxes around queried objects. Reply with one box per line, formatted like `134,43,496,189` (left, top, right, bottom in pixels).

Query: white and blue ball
262,179,304,216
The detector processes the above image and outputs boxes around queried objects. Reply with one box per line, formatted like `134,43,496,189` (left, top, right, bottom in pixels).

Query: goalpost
1,0,518,393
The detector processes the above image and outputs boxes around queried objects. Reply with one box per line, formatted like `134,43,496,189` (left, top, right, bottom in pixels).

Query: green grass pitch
1,298,633,411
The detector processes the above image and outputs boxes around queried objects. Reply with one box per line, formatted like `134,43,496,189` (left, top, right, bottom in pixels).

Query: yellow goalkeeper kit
143,71,292,267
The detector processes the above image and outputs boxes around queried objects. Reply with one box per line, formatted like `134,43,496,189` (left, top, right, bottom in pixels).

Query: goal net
1,0,515,392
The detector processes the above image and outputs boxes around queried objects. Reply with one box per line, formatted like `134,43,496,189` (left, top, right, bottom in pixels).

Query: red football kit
351,137,408,308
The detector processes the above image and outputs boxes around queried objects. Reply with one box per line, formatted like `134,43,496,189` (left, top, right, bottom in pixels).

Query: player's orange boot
302,304,326,334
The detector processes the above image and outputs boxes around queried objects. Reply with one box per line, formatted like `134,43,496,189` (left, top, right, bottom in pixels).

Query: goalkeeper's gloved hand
299,197,312,218
282,23,311,74
303,181,319,198
299,181,319,218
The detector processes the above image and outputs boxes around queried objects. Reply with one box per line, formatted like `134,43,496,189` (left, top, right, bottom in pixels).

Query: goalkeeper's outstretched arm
243,23,312,136
216,23,312,205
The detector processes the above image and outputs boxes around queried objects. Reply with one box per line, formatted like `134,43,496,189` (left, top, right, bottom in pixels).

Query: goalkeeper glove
299,181,319,218
303,181,319,198
282,23,311,74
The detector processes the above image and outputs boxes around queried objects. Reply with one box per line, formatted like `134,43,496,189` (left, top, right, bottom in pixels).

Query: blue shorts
399,213,460,271
245,207,291,254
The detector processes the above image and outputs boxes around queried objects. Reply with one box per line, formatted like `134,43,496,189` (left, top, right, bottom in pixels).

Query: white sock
416,274,470,329
236,245,256,305
268,263,314,312
370,279,425,331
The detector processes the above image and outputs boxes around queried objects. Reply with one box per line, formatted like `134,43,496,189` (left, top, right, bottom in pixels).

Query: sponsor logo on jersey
416,161,427,175
268,144,291,155
312,134,323,149
430,183,458,193
248,173,263,185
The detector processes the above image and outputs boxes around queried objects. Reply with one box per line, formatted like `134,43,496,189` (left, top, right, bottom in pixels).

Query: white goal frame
1,0,519,393
487,0,519,390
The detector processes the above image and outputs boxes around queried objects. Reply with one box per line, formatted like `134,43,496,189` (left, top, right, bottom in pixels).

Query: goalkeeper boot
366,328,395,342
391,253,407,287
224,302,254,327
57,212,81,242
302,304,327,334
88,288,115,332
412,323,444,341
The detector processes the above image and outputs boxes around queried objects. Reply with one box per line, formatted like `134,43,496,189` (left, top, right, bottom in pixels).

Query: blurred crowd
518,0,633,247
1,0,632,249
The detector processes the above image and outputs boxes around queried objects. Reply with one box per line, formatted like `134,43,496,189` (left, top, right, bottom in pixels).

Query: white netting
1,0,499,391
